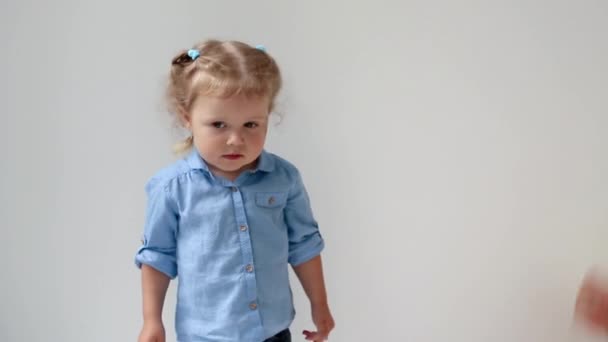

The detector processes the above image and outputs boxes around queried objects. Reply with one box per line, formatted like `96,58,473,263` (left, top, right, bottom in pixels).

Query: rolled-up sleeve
134,177,179,279
285,169,325,266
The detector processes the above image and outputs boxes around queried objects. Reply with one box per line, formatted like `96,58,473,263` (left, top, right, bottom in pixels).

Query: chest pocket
255,192,288,209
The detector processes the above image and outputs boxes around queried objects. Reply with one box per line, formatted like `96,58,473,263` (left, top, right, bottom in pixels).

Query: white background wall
1,1,607,341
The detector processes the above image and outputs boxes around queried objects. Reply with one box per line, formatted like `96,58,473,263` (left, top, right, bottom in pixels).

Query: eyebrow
203,115,268,122
244,116,268,120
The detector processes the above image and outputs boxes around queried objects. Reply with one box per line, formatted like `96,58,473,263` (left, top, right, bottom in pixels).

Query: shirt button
240,225,248,232
245,264,254,272
249,302,257,310
231,186,238,192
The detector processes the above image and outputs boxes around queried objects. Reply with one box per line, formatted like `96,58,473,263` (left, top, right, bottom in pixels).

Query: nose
227,130,245,146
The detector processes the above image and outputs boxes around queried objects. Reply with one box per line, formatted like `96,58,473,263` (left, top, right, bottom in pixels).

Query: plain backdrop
1,1,607,341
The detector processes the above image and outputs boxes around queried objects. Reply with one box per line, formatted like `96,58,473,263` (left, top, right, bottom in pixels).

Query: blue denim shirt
134,147,325,342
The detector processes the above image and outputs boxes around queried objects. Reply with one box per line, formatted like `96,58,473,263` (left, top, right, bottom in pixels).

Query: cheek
250,130,267,144
195,127,222,139
193,131,222,148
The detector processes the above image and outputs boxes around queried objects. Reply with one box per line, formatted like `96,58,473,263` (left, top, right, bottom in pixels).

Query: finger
303,330,319,341
303,330,313,339
304,331,327,341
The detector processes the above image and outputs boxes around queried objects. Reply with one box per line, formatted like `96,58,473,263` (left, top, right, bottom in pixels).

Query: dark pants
264,329,291,342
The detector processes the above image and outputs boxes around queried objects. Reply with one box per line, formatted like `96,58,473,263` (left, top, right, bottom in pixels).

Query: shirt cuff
288,234,325,266
134,247,178,279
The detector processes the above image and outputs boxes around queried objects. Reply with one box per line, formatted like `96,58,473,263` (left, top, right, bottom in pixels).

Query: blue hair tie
255,44,266,52
187,49,200,60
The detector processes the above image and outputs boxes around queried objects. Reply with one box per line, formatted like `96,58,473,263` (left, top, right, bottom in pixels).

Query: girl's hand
303,303,335,341
575,271,608,333
138,320,166,342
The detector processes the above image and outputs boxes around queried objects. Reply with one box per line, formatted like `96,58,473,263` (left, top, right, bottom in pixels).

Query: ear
177,107,192,130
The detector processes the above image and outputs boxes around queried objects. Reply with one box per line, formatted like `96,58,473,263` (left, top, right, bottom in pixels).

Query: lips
223,154,243,160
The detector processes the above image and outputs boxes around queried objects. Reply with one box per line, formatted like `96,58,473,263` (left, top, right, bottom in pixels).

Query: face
183,94,270,181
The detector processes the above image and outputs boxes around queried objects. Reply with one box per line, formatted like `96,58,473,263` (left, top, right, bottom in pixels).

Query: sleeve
285,168,325,266
134,177,179,279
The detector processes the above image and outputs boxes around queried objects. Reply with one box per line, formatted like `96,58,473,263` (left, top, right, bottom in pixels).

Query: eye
212,121,226,129
244,122,258,128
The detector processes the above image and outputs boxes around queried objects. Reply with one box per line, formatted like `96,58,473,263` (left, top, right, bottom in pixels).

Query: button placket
230,185,263,330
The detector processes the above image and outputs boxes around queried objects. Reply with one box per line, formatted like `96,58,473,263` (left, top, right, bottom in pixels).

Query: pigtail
171,51,194,66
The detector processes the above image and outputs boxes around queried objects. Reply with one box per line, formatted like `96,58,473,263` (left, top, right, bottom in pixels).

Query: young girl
134,40,335,342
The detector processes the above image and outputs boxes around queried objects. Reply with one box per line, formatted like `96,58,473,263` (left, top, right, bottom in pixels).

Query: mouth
222,154,244,160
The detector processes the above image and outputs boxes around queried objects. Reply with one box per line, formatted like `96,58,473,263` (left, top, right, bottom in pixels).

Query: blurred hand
575,270,608,333
303,303,335,341
138,320,165,342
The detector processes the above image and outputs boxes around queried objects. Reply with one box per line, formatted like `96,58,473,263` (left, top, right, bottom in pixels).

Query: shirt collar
186,148,275,173
255,149,275,173
186,147,210,171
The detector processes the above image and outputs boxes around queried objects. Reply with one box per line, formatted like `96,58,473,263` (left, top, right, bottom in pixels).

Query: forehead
191,94,269,118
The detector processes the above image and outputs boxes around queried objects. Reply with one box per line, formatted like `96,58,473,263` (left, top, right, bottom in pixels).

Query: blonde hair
166,39,282,154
